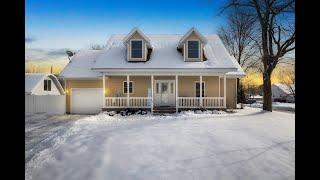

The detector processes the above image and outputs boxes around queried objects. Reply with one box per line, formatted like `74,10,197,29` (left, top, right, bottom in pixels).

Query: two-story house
60,27,245,114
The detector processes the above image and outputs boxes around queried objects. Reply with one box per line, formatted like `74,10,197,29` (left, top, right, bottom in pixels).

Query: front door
154,80,175,106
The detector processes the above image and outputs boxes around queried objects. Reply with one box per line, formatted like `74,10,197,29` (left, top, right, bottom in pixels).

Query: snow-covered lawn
25,108,295,180
244,102,295,112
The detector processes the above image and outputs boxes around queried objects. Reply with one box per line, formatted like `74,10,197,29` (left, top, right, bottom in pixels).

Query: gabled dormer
123,28,152,62
177,27,207,62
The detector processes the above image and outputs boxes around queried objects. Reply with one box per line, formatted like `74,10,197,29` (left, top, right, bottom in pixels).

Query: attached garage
71,88,103,114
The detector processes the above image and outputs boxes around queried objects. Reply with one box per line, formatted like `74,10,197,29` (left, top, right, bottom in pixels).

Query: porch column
102,73,105,108
176,75,178,113
200,75,203,107
218,76,220,97
224,75,226,108
151,75,154,113
127,75,130,107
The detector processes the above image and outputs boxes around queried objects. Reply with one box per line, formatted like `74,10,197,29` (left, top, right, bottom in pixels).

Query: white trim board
92,68,237,73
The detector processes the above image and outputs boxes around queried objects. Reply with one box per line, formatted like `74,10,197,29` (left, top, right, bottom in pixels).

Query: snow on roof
93,34,239,70
272,83,295,94
60,34,245,78
60,50,103,78
25,73,64,94
226,56,246,77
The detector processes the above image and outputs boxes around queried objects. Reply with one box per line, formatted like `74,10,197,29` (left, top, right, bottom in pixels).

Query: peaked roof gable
122,27,151,47
273,83,295,94
178,27,207,48
25,73,64,95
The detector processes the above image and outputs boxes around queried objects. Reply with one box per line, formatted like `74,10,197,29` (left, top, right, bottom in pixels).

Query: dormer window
177,28,207,61
187,40,200,59
123,28,152,61
131,40,143,58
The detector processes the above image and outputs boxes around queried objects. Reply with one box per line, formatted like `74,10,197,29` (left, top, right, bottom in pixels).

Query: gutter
91,68,237,73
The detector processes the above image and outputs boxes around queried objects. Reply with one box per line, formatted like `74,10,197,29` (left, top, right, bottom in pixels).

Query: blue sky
26,0,227,50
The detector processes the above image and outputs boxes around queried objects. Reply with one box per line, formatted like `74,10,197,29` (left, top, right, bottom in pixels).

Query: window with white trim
44,79,51,91
131,40,143,58
123,81,133,94
187,40,200,58
195,82,205,97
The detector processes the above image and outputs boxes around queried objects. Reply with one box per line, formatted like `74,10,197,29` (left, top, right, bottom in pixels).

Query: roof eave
91,68,238,73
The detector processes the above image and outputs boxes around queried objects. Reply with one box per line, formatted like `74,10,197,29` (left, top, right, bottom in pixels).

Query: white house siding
32,77,61,95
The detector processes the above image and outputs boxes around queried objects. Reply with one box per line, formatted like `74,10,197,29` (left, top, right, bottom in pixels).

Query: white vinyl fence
25,95,66,115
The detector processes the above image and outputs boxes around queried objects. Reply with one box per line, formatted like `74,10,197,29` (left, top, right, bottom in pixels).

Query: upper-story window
44,79,51,91
131,40,143,58
187,40,200,59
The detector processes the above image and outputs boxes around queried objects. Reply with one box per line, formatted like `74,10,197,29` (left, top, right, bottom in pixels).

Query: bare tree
218,10,259,72
279,65,295,97
218,9,260,104
222,0,295,111
90,44,106,50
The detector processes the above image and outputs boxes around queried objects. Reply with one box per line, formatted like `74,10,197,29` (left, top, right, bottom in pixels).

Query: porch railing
105,97,127,108
202,97,224,108
105,97,224,108
178,97,224,108
105,97,152,108
129,97,152,108
178,97,200,108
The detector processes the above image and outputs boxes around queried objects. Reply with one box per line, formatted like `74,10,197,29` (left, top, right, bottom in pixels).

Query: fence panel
25,95,66,115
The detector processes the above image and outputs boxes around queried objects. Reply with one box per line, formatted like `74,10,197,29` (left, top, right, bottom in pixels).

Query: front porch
102,75,232,112
102,74,232,113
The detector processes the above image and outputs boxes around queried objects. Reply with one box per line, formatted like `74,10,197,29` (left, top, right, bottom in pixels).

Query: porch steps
153,106,176,114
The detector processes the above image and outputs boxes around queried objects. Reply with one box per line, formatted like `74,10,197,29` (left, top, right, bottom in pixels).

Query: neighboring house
248,94,263,102
25,73,66,114
25,73,64,95
272,83,295,103
60,27,245,114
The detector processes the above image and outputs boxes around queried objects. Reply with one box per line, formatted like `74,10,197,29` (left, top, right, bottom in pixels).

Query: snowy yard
25,108,295,180
244,102,295,112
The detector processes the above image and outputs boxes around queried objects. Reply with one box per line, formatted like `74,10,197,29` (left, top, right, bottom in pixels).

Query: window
195,82,205,97
44,79,51,91
131,40,143,58
170,82,174,93
187,40,200,58
156,83,159,94
161,83,168,93
123,81,133,93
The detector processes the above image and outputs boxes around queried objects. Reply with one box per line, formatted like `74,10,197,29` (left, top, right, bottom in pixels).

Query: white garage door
71,88,103,114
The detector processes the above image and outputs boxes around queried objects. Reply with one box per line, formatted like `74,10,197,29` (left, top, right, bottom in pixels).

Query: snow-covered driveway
25,108,295,180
